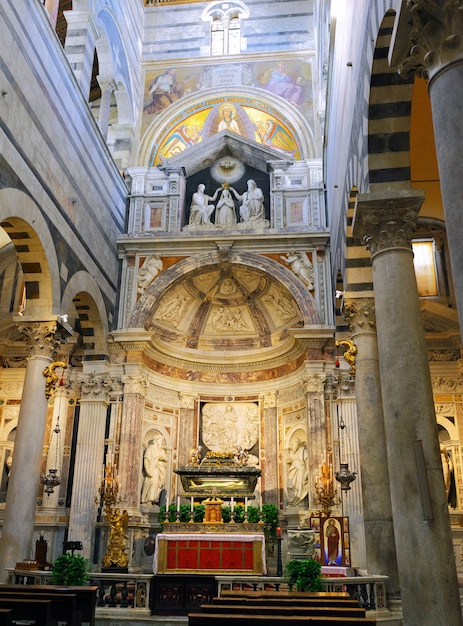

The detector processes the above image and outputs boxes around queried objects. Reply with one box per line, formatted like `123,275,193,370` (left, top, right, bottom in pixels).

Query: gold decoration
335,339,357,375
42,361,67,399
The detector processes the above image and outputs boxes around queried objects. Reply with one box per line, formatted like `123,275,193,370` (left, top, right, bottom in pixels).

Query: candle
244,497,248,512
277,526,282,538
177,495,180,511
231,497,234,512
190,497,194,513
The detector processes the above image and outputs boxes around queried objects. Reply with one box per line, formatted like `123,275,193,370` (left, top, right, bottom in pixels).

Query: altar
154,532,266,575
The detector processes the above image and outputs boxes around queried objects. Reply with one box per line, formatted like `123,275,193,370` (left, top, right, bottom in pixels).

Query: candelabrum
314,454,340,516
98,454,129,571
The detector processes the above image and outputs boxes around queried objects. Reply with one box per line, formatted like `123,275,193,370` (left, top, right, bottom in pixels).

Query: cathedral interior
1,1,463,624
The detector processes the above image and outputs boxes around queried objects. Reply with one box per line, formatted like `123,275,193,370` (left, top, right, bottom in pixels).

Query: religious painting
144,202,165,231
147,96,302,166
311,516,350,567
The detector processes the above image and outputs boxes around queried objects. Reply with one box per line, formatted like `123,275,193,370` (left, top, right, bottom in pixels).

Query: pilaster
67,370,118,561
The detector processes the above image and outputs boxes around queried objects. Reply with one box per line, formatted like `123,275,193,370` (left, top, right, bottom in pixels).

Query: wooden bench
188,590,376,625
198,603,368,619
0,584,98,625
188,612,377,625
0,590,80,626
0,597,55,625
0,609,12,626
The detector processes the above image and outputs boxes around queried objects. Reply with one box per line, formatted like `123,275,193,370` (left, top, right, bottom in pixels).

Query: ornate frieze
79,373,120,400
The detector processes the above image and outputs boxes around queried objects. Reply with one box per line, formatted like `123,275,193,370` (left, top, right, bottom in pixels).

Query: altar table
154,533,266,575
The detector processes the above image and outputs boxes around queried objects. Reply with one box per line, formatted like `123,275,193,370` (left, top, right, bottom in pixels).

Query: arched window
203,1,249,56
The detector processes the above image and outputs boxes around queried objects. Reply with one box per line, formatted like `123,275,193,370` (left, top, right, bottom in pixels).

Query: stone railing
216,573,392,614
8,568,152,615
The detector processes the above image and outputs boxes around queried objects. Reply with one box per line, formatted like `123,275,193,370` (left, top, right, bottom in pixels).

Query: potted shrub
50,553,90,586
285,558,322,592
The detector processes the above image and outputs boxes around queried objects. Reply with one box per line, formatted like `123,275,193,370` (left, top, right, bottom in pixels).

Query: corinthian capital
397,0,463,82
79,373,119,400
343,298,376,334
19,322,62,359
122,375,147,396
353,191,424,258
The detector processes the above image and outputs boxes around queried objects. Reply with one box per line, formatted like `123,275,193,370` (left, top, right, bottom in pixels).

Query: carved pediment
159,130,293,178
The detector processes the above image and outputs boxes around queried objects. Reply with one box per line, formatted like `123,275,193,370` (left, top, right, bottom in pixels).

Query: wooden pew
0,597,55,625
0,609,12,626
0,590,80,626
188,613,377,625
0,584,98,625
198,602,369,619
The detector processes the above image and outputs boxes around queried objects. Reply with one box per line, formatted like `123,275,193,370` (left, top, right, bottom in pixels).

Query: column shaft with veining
0,323,59,580
353,190,462,626
343,297,400,599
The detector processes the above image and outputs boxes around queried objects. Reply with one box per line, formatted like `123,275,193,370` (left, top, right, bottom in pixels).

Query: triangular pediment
159,130,293,178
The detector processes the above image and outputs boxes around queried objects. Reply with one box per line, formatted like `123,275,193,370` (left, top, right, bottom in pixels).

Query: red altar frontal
154,532,267,575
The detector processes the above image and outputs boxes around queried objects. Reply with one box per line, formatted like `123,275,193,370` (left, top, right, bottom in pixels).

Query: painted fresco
143,58,313,164
148,97,302,165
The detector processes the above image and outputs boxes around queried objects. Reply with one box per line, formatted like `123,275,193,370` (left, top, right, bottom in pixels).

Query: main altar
153,450,265,575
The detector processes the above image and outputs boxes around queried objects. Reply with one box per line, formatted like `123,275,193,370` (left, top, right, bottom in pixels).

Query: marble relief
200,402,259,466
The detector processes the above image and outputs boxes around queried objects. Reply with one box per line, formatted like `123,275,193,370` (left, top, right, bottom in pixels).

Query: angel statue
281,250,314,289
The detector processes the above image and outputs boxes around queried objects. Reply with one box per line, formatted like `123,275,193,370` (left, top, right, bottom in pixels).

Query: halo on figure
210,156,245,183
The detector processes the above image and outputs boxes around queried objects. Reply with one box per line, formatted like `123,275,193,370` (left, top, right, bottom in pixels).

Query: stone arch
367,9,414,192
131,250,320,330
95,8,134,120
0,188,59,318
137,86,316,166
61,272,109,359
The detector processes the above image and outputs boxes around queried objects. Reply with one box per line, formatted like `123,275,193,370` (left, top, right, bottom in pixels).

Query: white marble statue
188,184,221,226
281,250,314,289
229,180,265,222
138,254,163,294
286,435,309,506
141,433,167,505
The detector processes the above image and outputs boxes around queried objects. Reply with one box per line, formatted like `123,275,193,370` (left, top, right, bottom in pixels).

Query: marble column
97,77,116,142
0,323,60,581
343,297,400,599
397,2,463,338
353,190,462,626
67,371,116,561
118,375,146,518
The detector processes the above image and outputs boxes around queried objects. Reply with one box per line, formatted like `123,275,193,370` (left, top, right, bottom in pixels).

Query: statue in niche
141,433,167,505
286,435,309,506
281,250,314,289
188,184,221,226
440,442,453,499
215,188,237,226
138,254,163,294
229,180,265,222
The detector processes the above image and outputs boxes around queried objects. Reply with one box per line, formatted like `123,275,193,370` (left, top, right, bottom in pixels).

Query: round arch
137,86,317,166
61,271,109,358
131,250,320,330
0,188,60,317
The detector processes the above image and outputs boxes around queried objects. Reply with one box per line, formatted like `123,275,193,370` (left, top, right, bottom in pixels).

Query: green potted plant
50,553,90,586
285,558,323,592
